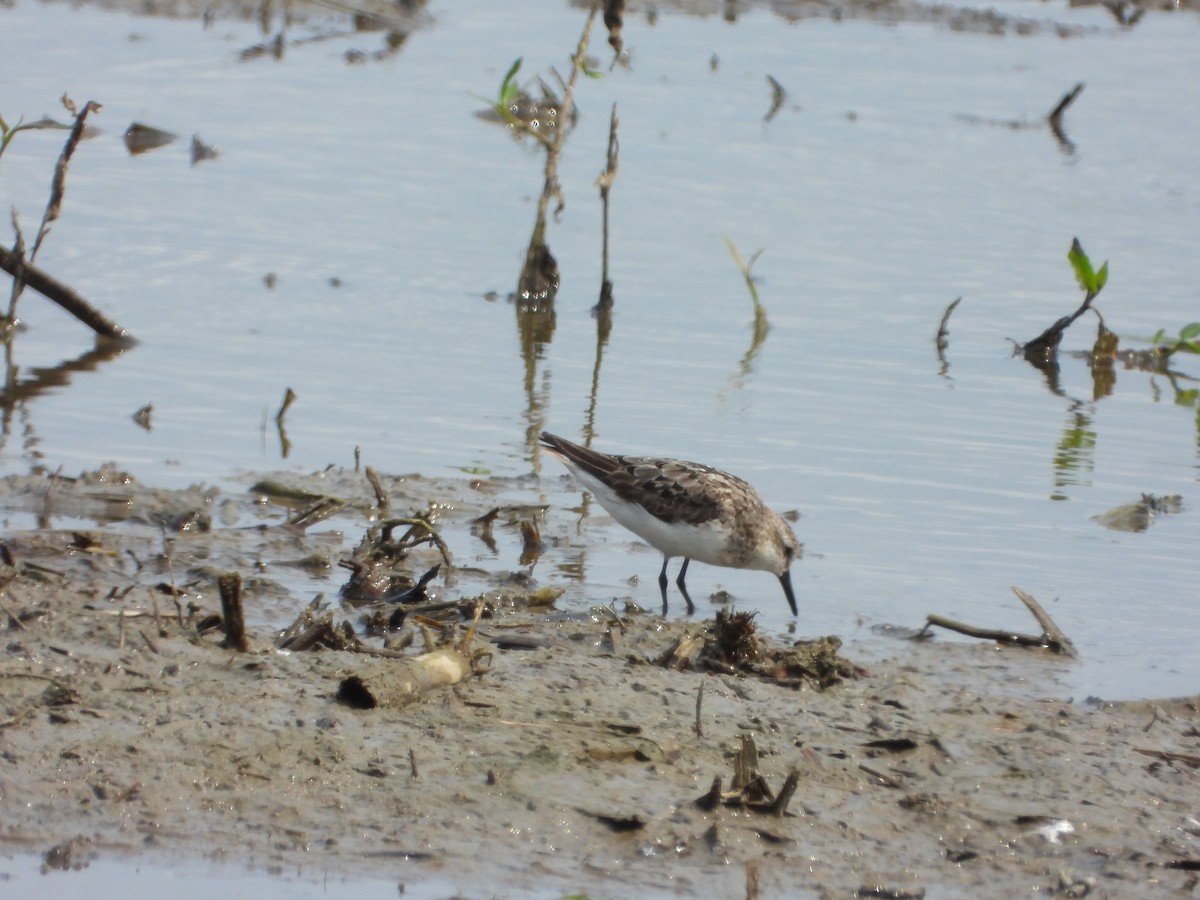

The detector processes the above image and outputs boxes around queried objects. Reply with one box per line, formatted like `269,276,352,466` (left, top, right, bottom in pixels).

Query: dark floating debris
764,74,787,122
190,133,218,165
1092,494,1182,532
131,403,153,431
123,122,176,155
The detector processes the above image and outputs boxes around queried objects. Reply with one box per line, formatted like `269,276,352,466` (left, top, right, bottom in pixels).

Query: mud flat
0,467,1197,898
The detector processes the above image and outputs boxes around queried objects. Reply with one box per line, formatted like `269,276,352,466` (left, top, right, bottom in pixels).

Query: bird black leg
657,557,695,614
658,557,671,615
675,558,695,614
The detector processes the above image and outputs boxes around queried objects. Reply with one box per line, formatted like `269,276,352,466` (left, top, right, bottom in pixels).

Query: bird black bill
779,570,798,616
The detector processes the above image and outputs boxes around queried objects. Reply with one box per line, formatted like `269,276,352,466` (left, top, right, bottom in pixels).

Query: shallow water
0,852,506,899
1,0,1198,705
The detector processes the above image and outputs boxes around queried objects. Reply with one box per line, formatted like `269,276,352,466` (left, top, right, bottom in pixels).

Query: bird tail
539,432,616,483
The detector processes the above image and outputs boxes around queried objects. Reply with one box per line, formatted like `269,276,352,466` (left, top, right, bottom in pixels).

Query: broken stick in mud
921,585,1077,656
218,571,250,652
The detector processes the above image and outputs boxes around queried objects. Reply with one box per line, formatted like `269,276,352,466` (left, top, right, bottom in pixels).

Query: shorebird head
762,515,801,615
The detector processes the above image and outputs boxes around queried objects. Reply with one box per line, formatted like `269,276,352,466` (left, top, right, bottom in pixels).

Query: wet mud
1,467,1198,897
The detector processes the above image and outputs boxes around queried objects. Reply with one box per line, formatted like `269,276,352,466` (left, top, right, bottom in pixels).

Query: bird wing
541,432,726,526
619,459,726,526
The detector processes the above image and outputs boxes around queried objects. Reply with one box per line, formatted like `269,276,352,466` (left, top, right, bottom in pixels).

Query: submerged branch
0,244,134,342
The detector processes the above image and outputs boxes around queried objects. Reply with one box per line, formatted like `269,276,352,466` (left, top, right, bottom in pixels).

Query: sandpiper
540,432,801,615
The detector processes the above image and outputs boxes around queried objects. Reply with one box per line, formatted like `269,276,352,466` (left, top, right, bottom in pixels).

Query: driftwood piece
922,586,1077,657
337,647,472,710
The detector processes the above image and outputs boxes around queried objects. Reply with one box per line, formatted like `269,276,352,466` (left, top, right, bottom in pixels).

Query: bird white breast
567,465,737,566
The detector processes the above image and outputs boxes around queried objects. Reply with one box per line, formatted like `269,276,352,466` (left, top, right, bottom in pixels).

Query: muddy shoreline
0,467,1197,897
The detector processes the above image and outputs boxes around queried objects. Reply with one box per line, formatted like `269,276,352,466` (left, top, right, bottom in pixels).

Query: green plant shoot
1068,238,1108,297
498,57,523,114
